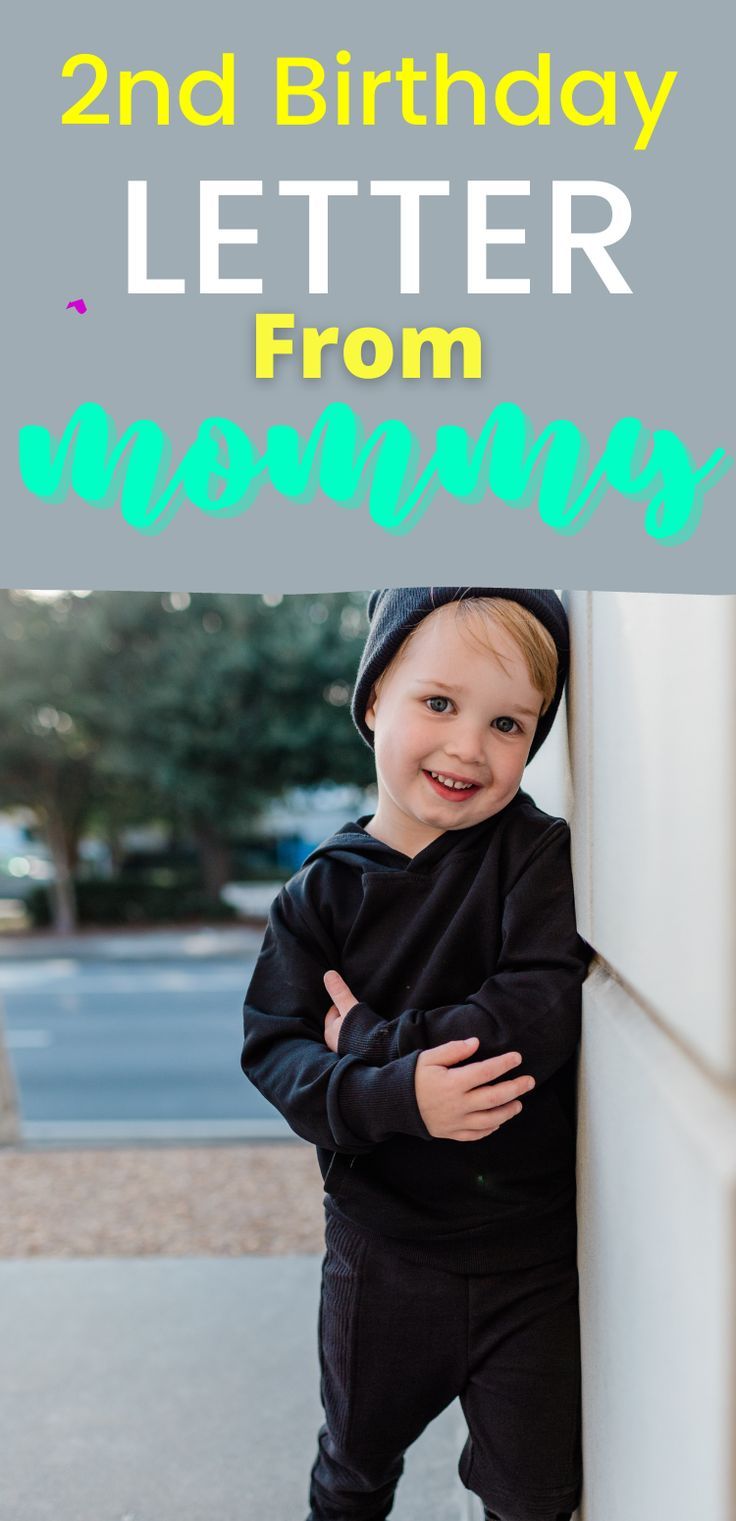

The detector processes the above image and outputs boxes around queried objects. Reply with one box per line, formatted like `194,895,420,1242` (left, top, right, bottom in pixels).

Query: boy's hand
414,1039,535,1141
321,976,535,1142
323,970,358,1053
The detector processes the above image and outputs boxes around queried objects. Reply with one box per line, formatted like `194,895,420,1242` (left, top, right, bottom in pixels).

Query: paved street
0,930,293,1141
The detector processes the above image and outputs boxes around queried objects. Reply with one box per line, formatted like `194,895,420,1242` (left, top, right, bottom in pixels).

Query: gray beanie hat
351,587,569,763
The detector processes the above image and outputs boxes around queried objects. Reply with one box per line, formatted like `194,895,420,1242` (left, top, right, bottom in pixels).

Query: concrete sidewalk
0,1254,479,1521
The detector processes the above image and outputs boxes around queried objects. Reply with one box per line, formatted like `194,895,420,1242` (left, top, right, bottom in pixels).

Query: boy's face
364,603,544,857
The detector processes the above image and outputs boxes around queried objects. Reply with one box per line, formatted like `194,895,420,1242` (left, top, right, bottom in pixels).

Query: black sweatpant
307,1211,581,1521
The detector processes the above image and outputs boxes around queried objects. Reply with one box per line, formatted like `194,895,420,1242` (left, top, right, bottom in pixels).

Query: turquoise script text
17,401,732,542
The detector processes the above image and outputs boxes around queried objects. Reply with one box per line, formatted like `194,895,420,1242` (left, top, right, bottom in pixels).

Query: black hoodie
241,789,593,1271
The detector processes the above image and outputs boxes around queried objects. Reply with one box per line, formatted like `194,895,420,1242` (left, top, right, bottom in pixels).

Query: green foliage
0,588,375,925
0,590,111,825
26,877,237,928
96,589,375,831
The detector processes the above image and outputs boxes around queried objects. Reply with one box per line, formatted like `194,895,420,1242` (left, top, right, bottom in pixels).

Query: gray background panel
4,0,733,591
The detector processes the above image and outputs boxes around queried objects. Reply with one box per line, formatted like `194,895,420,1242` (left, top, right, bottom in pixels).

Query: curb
18,1117,298,1146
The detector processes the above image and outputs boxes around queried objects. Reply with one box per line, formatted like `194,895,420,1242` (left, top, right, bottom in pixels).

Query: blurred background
0,587,378,936
0,587,374,1144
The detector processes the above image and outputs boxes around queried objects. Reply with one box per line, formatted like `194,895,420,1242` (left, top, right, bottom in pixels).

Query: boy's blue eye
493,716,519,734
426,696,452,713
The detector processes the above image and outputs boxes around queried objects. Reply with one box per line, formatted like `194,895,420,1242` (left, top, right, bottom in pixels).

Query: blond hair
374,596,558,714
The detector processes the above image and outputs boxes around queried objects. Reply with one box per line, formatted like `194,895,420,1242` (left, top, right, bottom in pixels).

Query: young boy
241,587,592,1521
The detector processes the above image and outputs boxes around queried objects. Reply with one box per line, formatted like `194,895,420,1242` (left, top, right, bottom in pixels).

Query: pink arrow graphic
66,299,87,315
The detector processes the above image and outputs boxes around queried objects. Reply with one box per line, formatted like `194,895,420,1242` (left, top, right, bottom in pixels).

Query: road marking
0,961,78,988
5,1029,52,1048
0,968,250,994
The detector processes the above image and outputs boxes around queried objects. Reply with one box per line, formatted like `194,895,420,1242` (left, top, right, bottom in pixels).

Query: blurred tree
98,590,374,894
0,589,375,922
0,591,116,931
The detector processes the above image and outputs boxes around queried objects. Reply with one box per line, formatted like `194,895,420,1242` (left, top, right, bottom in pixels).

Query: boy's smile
423,768,484,801
363,603,544,858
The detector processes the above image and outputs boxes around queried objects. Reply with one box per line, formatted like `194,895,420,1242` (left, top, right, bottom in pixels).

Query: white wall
566,592,736,1521
524,690,572,822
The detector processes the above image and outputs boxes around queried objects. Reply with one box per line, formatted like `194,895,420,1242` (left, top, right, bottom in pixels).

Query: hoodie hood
300,793,530,876
301,823,400,873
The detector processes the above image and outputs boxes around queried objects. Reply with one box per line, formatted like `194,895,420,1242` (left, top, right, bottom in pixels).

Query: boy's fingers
465,1075,535,1111
469,1099,525,1124
463,1100,525,1130
421,1038,482,1066
460,1051,527,1086
323,970,358,1018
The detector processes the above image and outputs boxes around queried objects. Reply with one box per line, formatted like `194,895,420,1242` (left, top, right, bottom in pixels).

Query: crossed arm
242,825,589,1150
323,971,535,1142
326,823,589,1091
241,889,531,1151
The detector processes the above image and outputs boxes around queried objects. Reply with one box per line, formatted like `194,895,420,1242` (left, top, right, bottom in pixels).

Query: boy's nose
445,726,487,768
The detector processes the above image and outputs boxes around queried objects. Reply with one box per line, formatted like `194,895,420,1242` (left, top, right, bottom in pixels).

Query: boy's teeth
430,772,474,790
